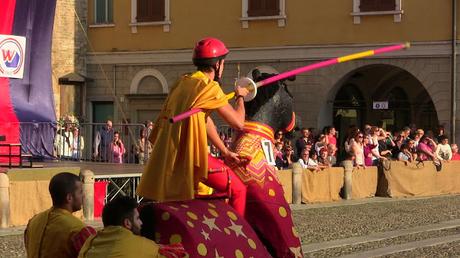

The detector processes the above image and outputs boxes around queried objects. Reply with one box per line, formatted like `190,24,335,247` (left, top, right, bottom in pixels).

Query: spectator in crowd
297,148,308,168
78,196,186,257
55,122,73,159
426,130,436,143
363,124,372,136
401,126,411,142
398,144,414,163
145,120,154,138
318,148,332,167
369,126,382,145
298,148,315,170
224,132,233,148
363,136,376,167
309,150,319,165
314,134,328,155
326,126,337,148
71,128,84,161
274,129,285,145
295,128,311,156
219,131,233,149
367,127,387,165
393,134,405,158
280,143,296,169
450,143,460,160
274,141,285,169
111,131,126,164
351,132,365,168
417,135,438,161
408,139,419,161
344,125,360,154
209,144,219,157
412,129,424,147
435,135,452,161
435,125,446,143
326,144,337,166
93,120,114,162
407,138,416,153
25,172,95,258
378,129,394,159
143,121,155,155
134,129,152,165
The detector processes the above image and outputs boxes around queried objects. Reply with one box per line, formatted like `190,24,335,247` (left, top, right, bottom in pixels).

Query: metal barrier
94,173,143,204
55,122,151,164
14,121,231,164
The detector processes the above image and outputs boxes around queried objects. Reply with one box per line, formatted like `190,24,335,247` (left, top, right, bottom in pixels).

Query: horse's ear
252,69,261,81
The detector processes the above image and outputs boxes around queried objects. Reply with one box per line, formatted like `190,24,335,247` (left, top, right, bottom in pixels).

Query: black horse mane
245,69,295,118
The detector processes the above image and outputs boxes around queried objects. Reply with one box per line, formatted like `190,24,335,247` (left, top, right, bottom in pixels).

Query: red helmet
193,37,229,66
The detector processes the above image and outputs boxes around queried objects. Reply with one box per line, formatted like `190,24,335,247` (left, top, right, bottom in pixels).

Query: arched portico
319,63,439,144
129,68,169,94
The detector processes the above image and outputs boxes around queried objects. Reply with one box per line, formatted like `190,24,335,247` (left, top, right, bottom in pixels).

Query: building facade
57,1,460,141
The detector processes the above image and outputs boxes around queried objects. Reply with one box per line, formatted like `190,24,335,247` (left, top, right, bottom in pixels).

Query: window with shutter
137,0,165,22
360,0,396,12
94,0,113,24
248,0,279,17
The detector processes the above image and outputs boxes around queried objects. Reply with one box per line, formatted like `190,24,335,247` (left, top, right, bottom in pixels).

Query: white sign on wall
373,101,389,110
0,34,26,79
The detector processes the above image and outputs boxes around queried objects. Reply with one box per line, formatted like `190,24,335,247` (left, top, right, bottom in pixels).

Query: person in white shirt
71,128,84,160
435,135,452,161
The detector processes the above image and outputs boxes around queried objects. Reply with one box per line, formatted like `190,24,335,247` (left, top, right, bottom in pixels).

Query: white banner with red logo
0,34,26,79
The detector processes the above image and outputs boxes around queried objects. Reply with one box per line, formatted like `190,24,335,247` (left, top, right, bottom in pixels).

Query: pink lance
170,42,410,123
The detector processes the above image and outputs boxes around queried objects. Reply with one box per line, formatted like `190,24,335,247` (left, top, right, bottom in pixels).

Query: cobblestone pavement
0,235,24,258
1,194,459,258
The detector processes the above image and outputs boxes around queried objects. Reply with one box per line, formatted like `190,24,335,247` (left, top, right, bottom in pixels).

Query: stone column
80,169,94,221
342,160,353,200
292,163,302,204
0,173,10,228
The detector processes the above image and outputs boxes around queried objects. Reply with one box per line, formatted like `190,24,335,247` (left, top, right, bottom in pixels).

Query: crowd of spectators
273,124,460,170
54,122,85,160
55,119,155,164
212,123,460,171
275,127,338,170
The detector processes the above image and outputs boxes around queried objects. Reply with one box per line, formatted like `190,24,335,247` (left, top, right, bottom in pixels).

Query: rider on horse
137,37,248,216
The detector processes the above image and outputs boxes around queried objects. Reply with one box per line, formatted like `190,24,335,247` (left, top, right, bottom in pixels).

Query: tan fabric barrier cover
377,161,460,197
352,167,378,199
275,169,292,204
301,167,344,203
2,168,82,227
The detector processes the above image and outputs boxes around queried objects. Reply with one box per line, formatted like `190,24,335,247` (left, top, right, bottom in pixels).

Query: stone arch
130,69,169,94
319,61,441,133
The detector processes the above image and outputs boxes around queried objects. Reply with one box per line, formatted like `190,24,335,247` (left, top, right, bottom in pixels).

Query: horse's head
244,69,296,132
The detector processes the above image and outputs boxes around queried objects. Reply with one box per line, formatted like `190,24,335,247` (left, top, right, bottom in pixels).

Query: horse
139,69,302,258
226,70,302,257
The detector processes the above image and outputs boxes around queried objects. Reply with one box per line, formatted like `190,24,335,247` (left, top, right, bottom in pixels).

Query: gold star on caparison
289,246,303,258
201,229,211,241
228,220,247,238
202,215,222,232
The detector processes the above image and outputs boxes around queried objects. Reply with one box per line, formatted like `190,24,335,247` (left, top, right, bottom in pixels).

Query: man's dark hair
102,196,138,227
438,135,448,142
49,172,81,207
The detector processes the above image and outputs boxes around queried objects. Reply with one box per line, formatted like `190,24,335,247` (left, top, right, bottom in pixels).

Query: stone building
56,1,460,141
51,0,88,120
